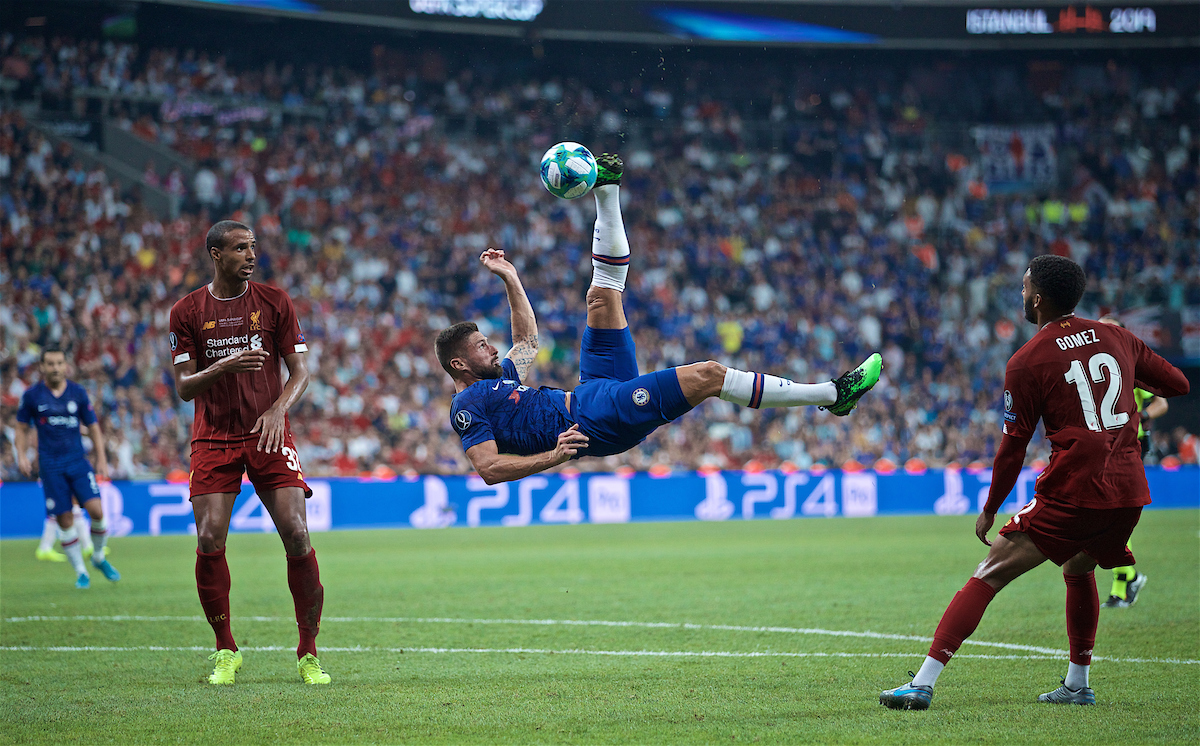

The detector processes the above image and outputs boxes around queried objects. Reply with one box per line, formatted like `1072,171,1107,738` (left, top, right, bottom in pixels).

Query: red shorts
999,497,1141,568
189,438,311,499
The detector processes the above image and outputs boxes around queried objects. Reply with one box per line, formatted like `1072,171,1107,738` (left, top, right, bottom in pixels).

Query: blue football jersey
450,358,573,455
16,381,97,470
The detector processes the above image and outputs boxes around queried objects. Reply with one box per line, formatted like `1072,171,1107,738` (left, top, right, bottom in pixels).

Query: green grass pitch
2,511,1197,744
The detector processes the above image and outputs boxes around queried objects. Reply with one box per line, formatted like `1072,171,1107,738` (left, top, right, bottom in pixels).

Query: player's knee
277,524,311,553
1062,553,1096,575
698,360,726,387
971,558,1008,588
195,529,225,553
586,285,612,309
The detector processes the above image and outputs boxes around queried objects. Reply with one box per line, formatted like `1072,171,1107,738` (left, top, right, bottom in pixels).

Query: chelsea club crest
632,388,650,407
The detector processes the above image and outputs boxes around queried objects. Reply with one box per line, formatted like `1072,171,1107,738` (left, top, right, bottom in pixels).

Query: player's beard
476,360,505,379
1023,294,1037,324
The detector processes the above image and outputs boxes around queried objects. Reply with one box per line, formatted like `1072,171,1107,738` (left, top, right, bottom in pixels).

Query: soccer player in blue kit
436,154,883,483
15,348,120,588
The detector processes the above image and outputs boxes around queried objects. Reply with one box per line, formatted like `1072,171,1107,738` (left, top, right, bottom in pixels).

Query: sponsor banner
1,467,1195,539
972,124,1057,191
159,100,271,126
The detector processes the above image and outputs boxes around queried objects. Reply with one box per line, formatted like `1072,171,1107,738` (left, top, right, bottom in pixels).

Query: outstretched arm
464,425,589,484
480,249,539,380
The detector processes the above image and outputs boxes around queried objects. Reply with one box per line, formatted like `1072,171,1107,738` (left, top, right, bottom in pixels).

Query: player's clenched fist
220,348,270,373
553,424,589,462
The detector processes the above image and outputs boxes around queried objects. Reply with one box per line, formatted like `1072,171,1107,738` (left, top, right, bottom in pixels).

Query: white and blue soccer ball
540,142,597,199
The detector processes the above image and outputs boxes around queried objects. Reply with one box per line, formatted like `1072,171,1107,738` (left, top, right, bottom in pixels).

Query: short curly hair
435,322,479,377
1029,255,1086,314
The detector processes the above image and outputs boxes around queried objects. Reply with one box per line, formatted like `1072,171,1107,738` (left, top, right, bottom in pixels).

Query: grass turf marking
3,618,1196,665
0,645,1195,664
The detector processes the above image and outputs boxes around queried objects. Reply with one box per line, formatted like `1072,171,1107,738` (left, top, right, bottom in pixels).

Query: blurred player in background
880,256,1189,710
34,506,94,563
1096,315,1167,609
169,220,329,686
15,348,119,588
437,154,882,483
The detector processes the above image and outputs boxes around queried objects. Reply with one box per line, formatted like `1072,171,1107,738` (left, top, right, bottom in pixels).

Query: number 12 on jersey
1064,352,1130,432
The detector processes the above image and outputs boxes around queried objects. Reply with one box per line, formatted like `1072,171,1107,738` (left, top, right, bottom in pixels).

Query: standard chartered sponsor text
205,334,263,359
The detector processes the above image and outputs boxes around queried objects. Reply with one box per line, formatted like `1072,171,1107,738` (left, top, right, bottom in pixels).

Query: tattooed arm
480,249,539,381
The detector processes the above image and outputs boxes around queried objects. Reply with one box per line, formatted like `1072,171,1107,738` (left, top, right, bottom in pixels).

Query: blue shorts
40,460,101,517
571,327,693,458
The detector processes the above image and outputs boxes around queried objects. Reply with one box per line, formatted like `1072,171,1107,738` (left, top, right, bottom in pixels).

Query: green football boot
594,153,623,187
824,353,883,416
207,649,243,685
297,653,332,685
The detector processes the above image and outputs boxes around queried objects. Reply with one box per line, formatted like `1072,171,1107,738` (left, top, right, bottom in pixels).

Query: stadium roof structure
134,0,1199,49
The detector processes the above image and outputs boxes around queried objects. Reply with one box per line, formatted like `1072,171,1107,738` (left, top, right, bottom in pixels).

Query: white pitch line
0,645,1195,664
4,615,1195,664
0,614,1062,656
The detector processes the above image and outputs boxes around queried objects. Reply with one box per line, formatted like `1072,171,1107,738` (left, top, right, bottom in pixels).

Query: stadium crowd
2,31,1198,479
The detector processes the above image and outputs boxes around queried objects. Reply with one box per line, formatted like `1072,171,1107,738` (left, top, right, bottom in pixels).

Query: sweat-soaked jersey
450,358,574,455
169,281,307,451
1002,316,1189,509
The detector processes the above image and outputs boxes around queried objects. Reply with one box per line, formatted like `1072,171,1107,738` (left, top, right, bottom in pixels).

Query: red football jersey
169,282,308,450
1002,316,1189,509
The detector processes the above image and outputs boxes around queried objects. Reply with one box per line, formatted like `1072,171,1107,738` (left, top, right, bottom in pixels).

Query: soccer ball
540,142,597,199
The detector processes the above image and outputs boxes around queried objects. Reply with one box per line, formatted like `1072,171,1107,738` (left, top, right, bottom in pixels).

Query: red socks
287,549,325,659
1063,572,1098,665
927,577,998,664
195,548,236,651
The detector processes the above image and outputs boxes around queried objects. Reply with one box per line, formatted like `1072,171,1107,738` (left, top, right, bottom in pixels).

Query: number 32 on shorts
281,446,302,474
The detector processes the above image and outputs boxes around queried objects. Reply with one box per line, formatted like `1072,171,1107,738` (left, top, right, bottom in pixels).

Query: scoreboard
162,0,1200,49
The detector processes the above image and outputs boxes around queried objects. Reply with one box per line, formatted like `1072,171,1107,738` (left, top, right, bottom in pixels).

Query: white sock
39,518,58,552
591,185,629,292
90,516,108,564
718,368,837,408
1065,662,1089,690
911,656,945,688
59,526,88,577
76,507,94,553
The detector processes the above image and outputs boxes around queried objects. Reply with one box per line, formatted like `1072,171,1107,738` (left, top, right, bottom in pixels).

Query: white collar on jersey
207,282,249,301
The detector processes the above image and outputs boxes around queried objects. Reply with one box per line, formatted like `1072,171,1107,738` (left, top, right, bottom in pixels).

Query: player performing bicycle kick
436,153,883,483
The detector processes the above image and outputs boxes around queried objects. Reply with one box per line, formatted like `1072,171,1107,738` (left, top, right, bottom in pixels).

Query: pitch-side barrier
0,467,1195,538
